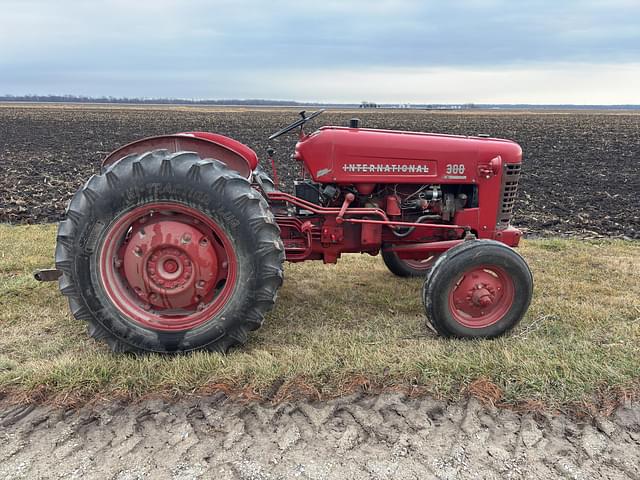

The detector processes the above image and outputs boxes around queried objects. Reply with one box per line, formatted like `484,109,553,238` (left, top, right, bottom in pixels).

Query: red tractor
39,110,533,353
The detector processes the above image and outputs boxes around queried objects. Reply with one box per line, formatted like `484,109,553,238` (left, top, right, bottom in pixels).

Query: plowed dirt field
1,104,638,238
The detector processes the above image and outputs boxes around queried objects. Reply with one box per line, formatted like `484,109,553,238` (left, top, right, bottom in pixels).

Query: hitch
34,268,62,282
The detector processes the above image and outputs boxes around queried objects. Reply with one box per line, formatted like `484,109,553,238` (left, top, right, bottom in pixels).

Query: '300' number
446,164,465,175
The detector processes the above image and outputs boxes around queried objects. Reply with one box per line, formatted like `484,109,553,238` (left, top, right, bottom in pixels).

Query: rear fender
101,132,258,179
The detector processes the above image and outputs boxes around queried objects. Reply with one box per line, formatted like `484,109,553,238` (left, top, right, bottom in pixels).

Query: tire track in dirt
1,393,639,479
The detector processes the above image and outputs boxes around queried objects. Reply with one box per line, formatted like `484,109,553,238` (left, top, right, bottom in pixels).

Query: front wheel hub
449,266,515,328
471,286,493,307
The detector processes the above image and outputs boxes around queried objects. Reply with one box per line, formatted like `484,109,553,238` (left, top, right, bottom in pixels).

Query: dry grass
0,224,638,406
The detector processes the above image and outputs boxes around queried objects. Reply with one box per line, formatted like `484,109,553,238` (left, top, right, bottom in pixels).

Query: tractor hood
294,126,522,184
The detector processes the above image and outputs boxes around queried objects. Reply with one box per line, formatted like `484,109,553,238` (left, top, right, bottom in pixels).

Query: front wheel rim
98,202,238,331
447,265,515,328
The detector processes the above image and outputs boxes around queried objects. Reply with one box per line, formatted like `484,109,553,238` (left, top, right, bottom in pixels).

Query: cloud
257,63,640,104
1,0,639,102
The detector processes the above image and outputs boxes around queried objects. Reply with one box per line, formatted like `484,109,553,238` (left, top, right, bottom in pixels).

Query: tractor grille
497,163,521,228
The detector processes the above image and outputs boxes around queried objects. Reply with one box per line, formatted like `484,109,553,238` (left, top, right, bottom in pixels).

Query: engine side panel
295,126,522,185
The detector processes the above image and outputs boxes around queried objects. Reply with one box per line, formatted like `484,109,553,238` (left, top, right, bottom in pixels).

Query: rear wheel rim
98,202,238,331
447,265,515,328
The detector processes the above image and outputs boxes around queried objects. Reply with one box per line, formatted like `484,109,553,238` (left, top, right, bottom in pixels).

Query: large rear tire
422,240,533,338
55,150,284,353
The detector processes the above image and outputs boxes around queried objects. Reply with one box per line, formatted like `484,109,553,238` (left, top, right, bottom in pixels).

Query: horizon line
1,94,640,109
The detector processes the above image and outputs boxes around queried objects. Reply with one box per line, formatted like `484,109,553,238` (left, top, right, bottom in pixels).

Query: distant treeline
0,94,334,106
1,94,639,110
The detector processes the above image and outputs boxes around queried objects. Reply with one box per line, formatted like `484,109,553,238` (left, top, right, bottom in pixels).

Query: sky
1,0,639,104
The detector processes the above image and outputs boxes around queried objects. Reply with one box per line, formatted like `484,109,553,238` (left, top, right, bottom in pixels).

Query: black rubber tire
55,150,285,354
422,240,533,338
381,249,440,277
252,165,276,194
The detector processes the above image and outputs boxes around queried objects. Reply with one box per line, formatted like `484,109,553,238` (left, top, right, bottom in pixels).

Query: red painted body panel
184,132,259,170
102,132,258,178
295,127,522,184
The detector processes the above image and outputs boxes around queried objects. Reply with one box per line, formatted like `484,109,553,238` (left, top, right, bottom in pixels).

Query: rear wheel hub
99,203,237,331
122,220,219,309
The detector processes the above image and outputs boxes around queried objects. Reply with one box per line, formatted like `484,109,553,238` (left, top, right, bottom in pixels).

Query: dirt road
1,393,639,479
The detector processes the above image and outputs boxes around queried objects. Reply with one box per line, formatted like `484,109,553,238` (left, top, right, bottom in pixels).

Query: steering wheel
268,109,325,140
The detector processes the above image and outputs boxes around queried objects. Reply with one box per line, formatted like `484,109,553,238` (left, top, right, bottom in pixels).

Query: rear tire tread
55,149,284,354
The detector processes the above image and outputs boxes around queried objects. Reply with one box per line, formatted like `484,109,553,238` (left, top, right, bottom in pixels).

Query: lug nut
134,246,143,256
182,233,192,244
197,280,206,289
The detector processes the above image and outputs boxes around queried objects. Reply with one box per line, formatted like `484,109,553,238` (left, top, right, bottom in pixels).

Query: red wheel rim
402,255,439,271
448,265,515,328
98,202,238,331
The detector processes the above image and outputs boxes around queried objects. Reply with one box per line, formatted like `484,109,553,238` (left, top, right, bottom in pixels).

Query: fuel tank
294,126,522,185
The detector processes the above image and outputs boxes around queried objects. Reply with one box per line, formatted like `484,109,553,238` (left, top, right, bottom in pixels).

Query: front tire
422,240,533,338
55,150,284,353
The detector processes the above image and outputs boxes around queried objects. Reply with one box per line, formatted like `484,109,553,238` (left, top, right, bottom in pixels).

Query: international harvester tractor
37,110,533,353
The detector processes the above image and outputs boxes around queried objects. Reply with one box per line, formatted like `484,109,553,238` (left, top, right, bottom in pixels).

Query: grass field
0,224,638,408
